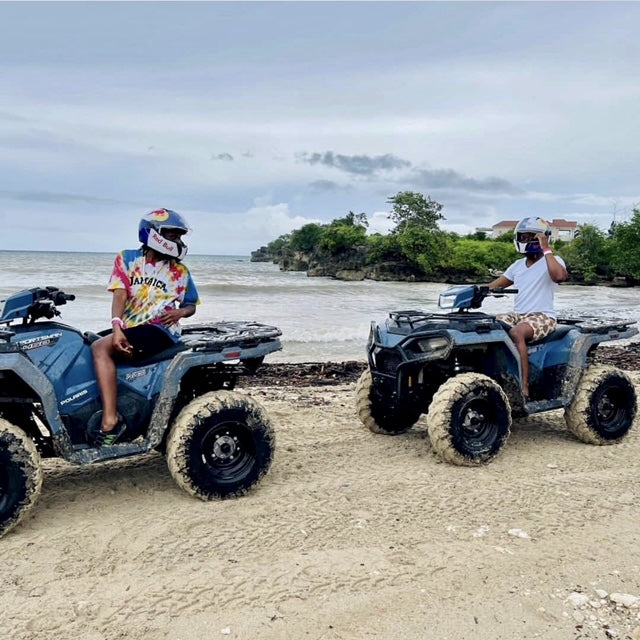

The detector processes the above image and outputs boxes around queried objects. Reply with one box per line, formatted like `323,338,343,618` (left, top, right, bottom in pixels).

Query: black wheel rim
452,396,503,456
593,382,633,439
199,420,256,485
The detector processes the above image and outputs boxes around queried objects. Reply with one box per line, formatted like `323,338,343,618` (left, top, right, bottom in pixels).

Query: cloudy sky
1,1,639,255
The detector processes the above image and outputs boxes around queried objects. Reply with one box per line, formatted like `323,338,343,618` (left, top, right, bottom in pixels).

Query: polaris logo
16,332,62,351
125,368,148,381
60,389,88,405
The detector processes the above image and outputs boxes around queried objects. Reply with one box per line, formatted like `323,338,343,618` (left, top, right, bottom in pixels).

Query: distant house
476,218,579,241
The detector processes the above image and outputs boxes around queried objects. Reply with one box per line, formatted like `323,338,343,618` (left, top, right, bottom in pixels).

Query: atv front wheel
426,373,511,466
564,366,637,444
166,390,275,499
355,369,421,435
0,418,43,538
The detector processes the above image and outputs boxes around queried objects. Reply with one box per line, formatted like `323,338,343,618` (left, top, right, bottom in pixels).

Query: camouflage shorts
496,312,557,342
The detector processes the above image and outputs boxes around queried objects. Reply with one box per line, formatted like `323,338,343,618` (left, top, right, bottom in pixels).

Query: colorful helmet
513,217,551,254
138,208,189,260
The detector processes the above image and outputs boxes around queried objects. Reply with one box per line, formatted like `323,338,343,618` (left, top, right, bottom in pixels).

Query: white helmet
513,217,551,254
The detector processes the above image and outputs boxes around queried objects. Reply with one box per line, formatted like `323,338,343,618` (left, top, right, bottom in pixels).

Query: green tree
366,233,404,263
265,234,290,257
334,211,368,228
465,231,488,241
396,227,451,274
610,209,640,279
387,191,444,234
317,221,367,254
448,239,518,277
559,224,611,283
289,224,325,253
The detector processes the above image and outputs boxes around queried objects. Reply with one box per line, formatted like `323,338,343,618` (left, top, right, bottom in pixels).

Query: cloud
410,168,523,195
188,204,321,254
298,151,411,176
308,180,352,192
0,189,136,207
367,211,394,235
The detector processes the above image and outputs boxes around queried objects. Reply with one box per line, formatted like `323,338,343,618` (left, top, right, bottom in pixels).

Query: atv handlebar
52,291,76,305
470,286,518,308
0,286,78,325
490,287,518,297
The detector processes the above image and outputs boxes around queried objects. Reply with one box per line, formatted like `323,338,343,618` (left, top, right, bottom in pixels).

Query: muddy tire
355,369,421,435
564,366,637,444
0,418,43,538
427,373,511,466
166,390,275,499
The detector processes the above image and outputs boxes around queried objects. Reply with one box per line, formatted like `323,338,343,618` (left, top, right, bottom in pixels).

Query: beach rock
609,593,640,608
566,592,590,608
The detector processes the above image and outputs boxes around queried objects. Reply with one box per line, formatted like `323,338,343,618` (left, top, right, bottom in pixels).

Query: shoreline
251,343,640,387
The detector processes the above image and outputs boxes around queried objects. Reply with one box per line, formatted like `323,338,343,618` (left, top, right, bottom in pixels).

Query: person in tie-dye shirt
90,208,200,447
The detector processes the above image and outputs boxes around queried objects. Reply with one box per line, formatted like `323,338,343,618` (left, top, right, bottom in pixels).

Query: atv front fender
0,352,75,458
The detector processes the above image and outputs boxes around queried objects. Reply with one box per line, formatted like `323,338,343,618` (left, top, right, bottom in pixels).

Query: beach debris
566,592,590,608
508,528,531,539
609,593,640,608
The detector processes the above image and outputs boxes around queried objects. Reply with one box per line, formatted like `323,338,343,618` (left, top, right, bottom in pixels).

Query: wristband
111,317,125,329
543,249,553,256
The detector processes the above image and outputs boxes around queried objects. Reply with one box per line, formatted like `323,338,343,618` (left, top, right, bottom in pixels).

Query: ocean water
1,250,638,363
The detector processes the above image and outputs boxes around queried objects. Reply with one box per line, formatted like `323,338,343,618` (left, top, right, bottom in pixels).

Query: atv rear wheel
355,369,421,435
427,373,511,466
0,418,43,538
564,366,637,444
166,390,275,499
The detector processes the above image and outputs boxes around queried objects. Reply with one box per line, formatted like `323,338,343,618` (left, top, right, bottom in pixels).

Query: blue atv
0,286,283,537
356,284,638,466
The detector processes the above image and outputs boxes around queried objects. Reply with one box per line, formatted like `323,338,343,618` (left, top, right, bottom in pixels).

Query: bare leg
509,323,534,398
91,336,120,432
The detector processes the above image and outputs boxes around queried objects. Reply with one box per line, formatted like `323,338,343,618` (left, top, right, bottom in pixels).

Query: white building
477,218,579,241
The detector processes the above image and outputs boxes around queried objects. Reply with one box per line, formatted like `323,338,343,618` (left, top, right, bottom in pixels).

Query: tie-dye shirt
107,249,200,341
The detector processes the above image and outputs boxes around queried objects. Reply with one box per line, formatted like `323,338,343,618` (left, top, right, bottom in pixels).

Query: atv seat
498,321,574,346
82,330,190,364
83,328,115,344
528,324,573,346
133,343,190,365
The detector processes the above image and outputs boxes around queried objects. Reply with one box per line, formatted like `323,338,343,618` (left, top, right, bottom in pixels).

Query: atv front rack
389,310,439,329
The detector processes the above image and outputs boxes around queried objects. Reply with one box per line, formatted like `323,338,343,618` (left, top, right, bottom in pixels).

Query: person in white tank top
489,217,568,399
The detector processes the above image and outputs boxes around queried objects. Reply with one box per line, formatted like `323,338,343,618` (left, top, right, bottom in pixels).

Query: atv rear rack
181,321,282,352
557,316,637,334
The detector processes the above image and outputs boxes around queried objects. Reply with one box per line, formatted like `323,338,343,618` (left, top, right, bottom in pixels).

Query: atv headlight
415,336,450,353
438,292,457,309
406,335,451,359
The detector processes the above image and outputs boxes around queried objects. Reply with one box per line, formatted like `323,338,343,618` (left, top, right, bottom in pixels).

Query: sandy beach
3,361,640,640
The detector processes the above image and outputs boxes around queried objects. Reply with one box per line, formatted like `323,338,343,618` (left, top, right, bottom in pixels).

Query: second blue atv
356,284,638,466
0,286,283,538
